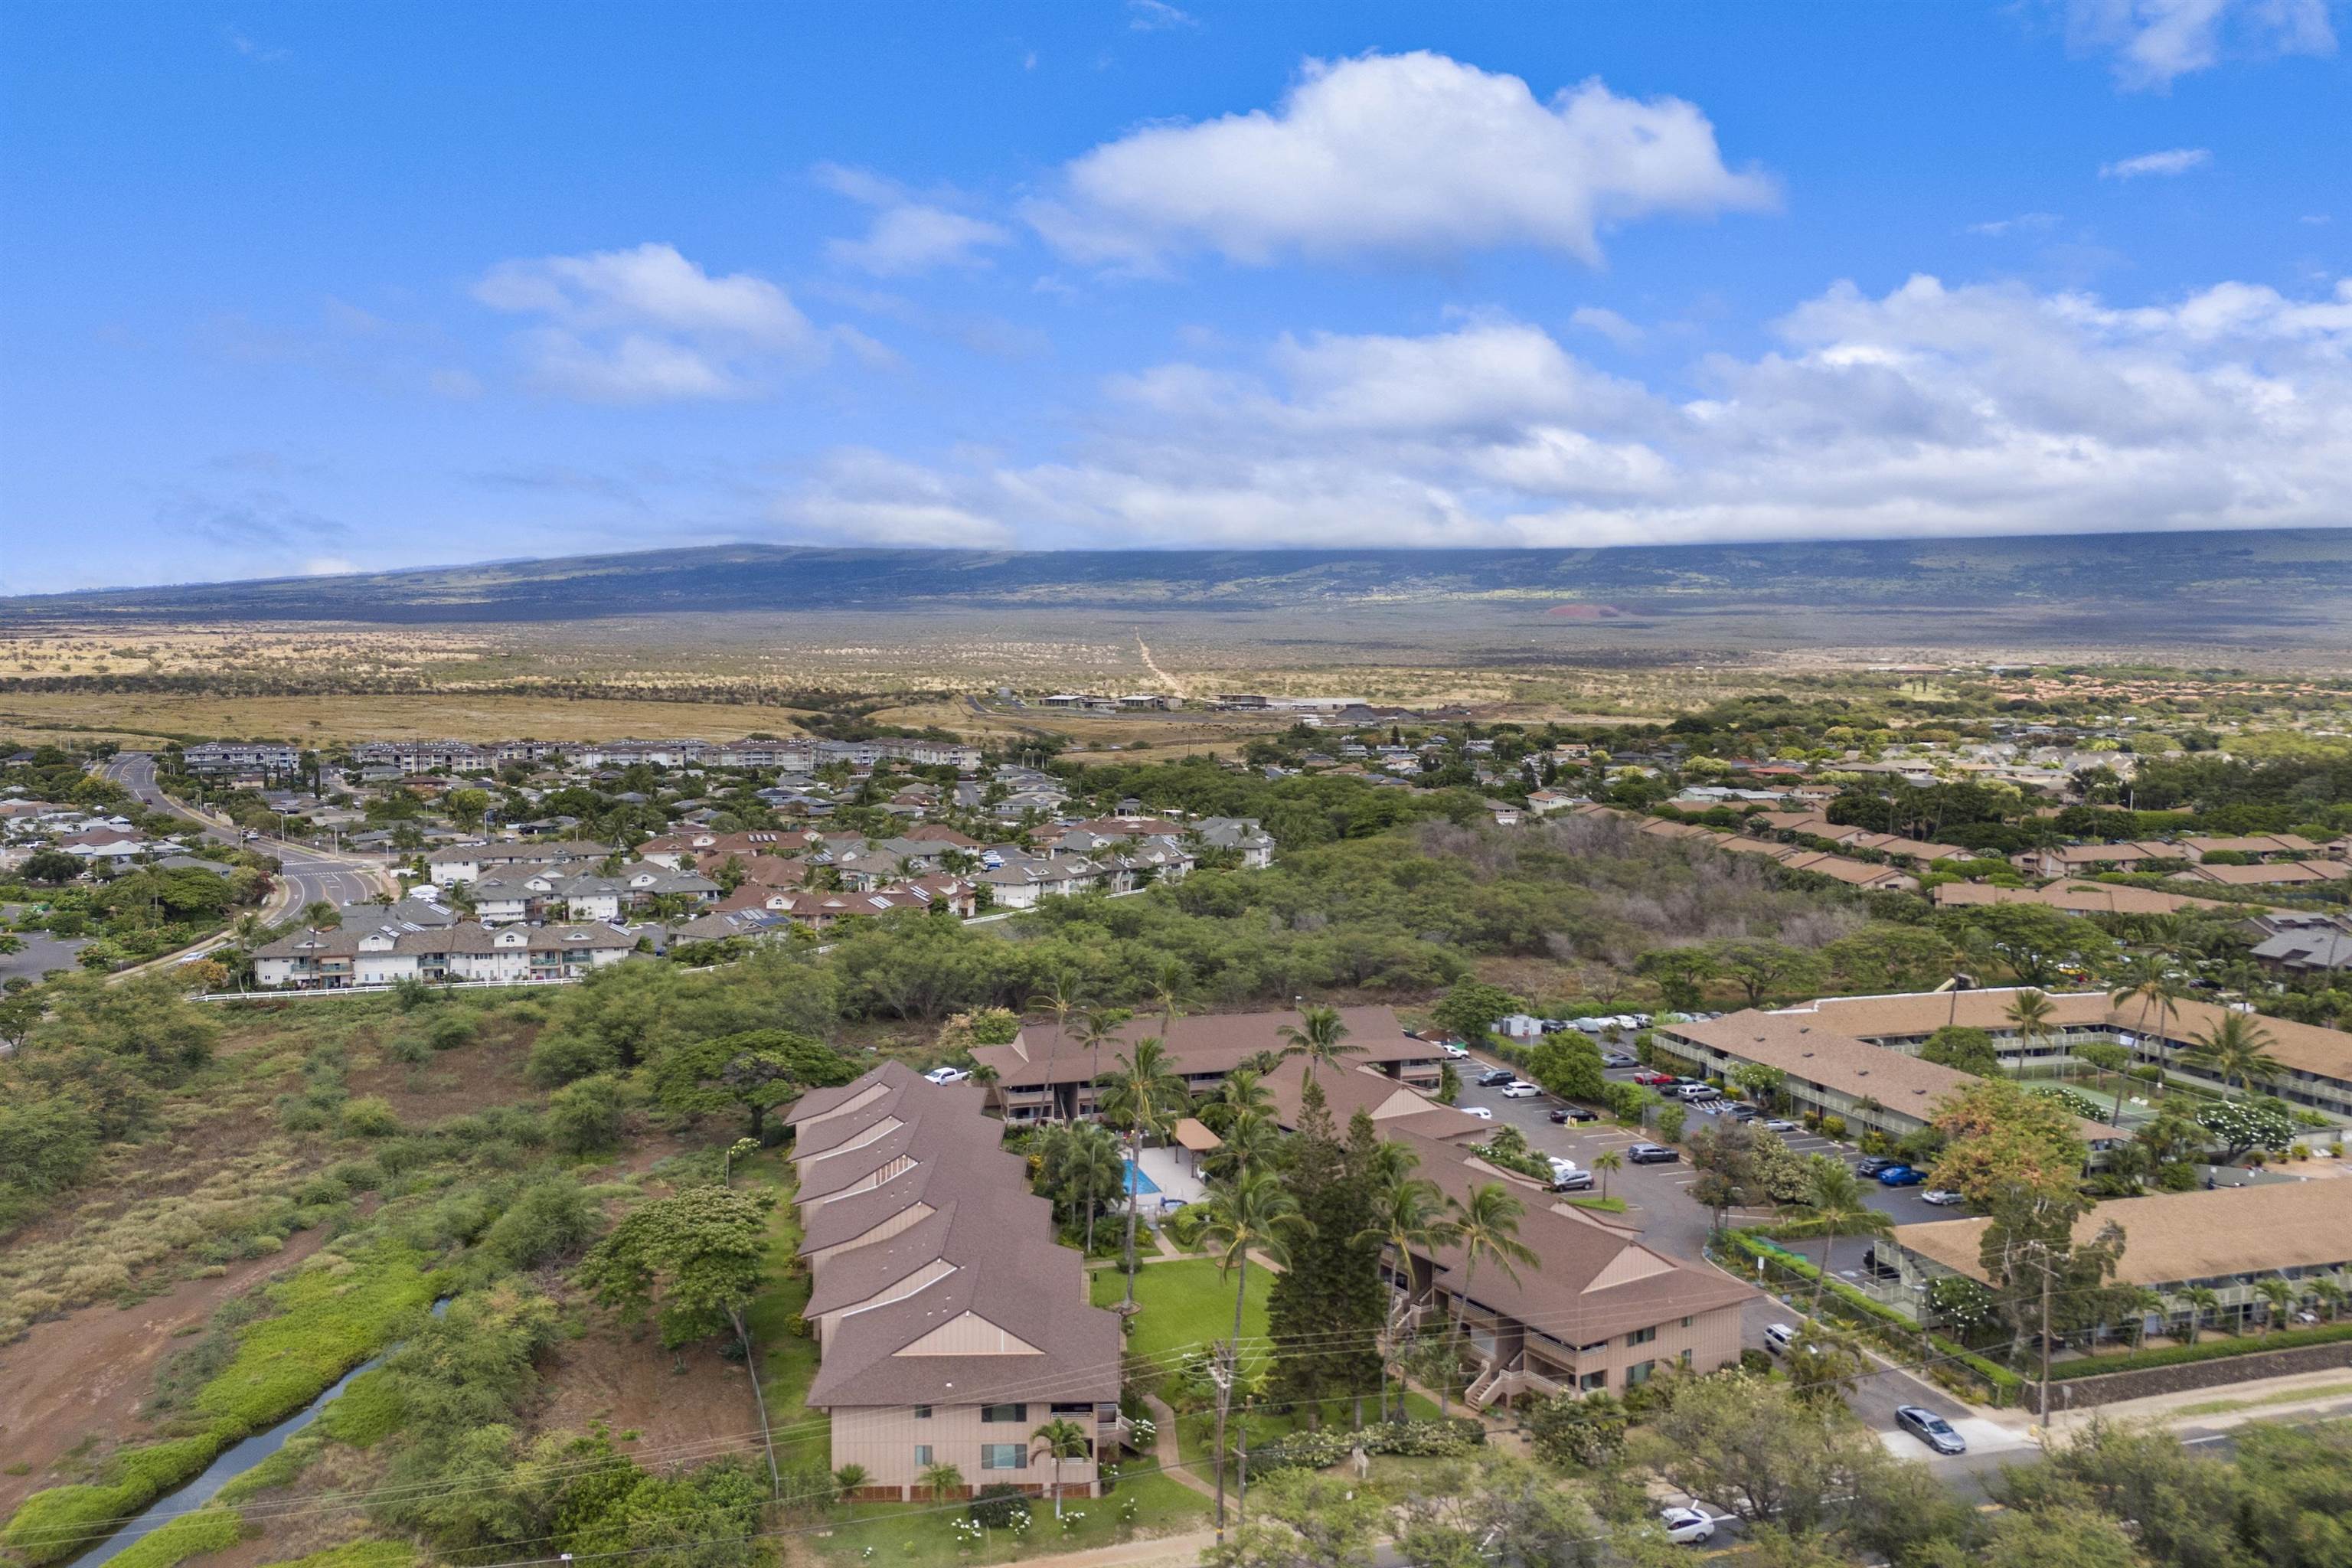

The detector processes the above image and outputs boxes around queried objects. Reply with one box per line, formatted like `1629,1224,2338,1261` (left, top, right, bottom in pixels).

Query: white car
1547,1155,1579,1176
1501,1080,1541,1099
1442,1043,1471,1059
1921,1188,1966,1207
923,1066,972,1086
1462,1106,1494,1120
1762,1321,1799,1355
1658,1508,1717,1546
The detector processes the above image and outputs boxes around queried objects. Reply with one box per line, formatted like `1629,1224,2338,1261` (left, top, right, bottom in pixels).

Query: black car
1855,1156,1900,1177
1896,1405,1967,1455
1627,1142,1681,1165
1549,1106,1599,1124
1477,1068,1516,1087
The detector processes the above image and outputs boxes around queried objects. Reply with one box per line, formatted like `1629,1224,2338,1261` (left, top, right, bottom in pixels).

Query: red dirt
0,1228,335,1514
533,1317,769,1473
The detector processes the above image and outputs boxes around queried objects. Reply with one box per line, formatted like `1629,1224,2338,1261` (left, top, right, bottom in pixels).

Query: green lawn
808,1468,1209,1568
1091,1258,1266,1367
739,1152,824,1450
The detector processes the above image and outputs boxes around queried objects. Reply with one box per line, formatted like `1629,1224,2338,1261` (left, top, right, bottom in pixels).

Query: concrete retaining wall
2027,1338,2352,1414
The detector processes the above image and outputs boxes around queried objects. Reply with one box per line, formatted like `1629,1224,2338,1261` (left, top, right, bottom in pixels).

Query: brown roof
1389,1130,1757,1345
1932,881,2231,916
2177,860,2347,886
1895,1179,2352,1289
1256,1057,1490,1142
973,1004,1438,1089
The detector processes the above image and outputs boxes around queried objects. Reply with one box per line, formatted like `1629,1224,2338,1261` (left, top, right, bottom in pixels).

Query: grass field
0,691,818,748
809,1468,1210,1568
1091,1259,1266,1368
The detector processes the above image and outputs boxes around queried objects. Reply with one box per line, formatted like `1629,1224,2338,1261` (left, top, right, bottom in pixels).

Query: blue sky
3,0,2347,593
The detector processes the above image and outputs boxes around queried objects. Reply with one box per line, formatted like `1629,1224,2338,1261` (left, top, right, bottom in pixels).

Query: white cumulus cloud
473,243,833,402
2062,0,2336,89
2099,146,2212,178
778,274,2352,551
1024,51,1775,270
818,165,1013,276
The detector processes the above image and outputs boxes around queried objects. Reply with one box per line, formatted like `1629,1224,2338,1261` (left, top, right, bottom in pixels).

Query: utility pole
1208,1338,1235,1539
2037,1244,2055,1424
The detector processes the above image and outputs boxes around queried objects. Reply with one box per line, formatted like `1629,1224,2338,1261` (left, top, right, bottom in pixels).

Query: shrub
339,1098,401,1138
98,1505,242,1568
548,1074,626,1156
481,1178,599,1271
970,1484,1032,1529
384,1034,432,1067
1819,1115,1847,1140
2048,1320,2352,1380
426,1012,476,1052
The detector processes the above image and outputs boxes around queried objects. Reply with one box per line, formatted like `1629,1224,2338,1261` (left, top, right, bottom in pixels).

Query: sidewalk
2043,1365,2352,1439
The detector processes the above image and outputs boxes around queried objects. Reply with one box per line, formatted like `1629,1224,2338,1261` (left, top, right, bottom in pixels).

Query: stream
67,1299,450,1568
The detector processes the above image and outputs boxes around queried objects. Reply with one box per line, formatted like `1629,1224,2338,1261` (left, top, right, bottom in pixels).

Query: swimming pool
1124,1159,1161,1197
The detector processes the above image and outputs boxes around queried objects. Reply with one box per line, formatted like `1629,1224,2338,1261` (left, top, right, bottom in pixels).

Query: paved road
100,752,391,915
1454,1046,2002,1471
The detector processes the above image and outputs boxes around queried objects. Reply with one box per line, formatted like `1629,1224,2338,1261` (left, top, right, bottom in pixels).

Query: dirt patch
534,1317,766,1472
347,1027,538,1124
0,1229,336,1514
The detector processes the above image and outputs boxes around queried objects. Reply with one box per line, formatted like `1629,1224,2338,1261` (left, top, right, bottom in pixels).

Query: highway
100,751,394,917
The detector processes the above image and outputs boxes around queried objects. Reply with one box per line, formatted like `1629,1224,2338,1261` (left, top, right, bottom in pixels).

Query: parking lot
1450,1044,1998,1453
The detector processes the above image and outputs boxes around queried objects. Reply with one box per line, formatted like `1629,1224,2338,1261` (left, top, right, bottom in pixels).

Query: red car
1632,1070,1676,1086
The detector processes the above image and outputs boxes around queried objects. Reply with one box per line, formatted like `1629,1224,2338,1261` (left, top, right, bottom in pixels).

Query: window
1680,1348,1693,1368
1578,1370,1609,1393
1626,1361,1656,1387
1681,1316,1693,1328
1050,1402,1093,1415
981,1403,1027,1424
914,1406,932,1419
1626,1326,1657,1347
980,1444,1027,1471
914,1446,933,1468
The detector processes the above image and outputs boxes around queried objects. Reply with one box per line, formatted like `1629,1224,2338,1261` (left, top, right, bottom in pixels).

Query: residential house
250,919,637,988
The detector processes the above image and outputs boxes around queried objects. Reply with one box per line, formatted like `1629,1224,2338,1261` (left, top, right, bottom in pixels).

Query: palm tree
1590,1148,1624,1202
1199,1067,1272,1135
1148,959,1190,1044
1278,1002,1361,1083
1942,929,1995,1027
2118,1285,2164,1349
1352,1156,1459,1421
1197,1168,1309,1531
2252,1276,2295,1334
2003,988,2056,1080
1099,1037,1188,1310
2175,1285,2220,1345
2110,959,2186,1086
1063,1126,1128,1259
1776,1161,1896,1313
1201,1111,1279,1185
2309,1277,2347,1323
1029,1417,1091,1517
1074,1008,1130,1122
919,1460,965,1501
2190,1011,2283,1093
1439,1182,1538,1416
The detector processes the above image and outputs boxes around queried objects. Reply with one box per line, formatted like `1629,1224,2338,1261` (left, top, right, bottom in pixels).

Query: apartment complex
1886,1180,2352,1341
785,1064,1124,1502
1386,1129,1757,1409
250,917,637,988
969,1004,1450,1125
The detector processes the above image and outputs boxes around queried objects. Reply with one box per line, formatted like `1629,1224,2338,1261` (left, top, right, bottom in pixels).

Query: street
99,751,394,916
1452,1046,2016,1474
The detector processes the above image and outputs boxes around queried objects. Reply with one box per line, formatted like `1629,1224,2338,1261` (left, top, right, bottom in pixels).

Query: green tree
1709,939,1825,1008
1270,1093,1385,1422
1775,1162,1895,1313
1100,1035,1188,1309
1278,1002,1362,1083
2076,1041,2131,1126
2195,1097,2297,1163
1432,981,1519,1046
2189,1011,2284,1093
446,789,491,831
574,1184,773,1349
1589,1148,1623,1201
1354,1147,1459,1422
1926,1078,2089,1205
1197,1167,1310,1530
1438,1182,1537,1416
1028,1418,1090,1518
1919,1024,2002,1077
1636,948,1717,1013
1529,1033,1606,1102
645,1028,855,1142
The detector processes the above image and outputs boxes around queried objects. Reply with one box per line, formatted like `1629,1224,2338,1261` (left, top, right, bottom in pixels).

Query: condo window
1578,1371,1609,1392
1626,1361,1656,1387
1626,1326,1657,1347
980,1444,1027,1471
914,1406,932,1419
914,1445,933,1468
981,1403,1027,1423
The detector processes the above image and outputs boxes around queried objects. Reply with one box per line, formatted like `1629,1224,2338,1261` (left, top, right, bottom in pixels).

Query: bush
548,1074,626,1156
970,1483,1032,1528
1819,1115,1847,1140
2049,1319,2352,1380
481,1177,599,1271
339,1097,401,1138
101,1505,243,1568
318,1368,402,1446
426,1012,477,1052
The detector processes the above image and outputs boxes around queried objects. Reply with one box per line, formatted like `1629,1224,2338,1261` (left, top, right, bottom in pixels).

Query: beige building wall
831,1400,1109,1501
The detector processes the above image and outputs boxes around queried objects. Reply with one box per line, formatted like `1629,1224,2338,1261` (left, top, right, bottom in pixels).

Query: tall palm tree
1439,1182,1538,1416
1063,1125,1128,1259
2190,1011,2283,1093
1200,1067,1272,1135
2003,988,2056,1081
1351,1157,1459,1421
1073,1008,1130,1122
2309,1277,2347,1324
1029,1417,1091,1517
1589,1148,1624,1202
1278,1003,1361,1083
2175,1285,2220,1344
1202,1110,1280,1184
1197,1168,1309,1531
1148,959,1190,1044
1778,1161,1896,1312
1099,1037,1188,1309
1942,929,1996,1028
2118,1285,2164,1349
2110,960,2187,1085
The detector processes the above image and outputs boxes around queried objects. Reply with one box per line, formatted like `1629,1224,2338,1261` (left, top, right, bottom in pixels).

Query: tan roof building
1932,880,2231,916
